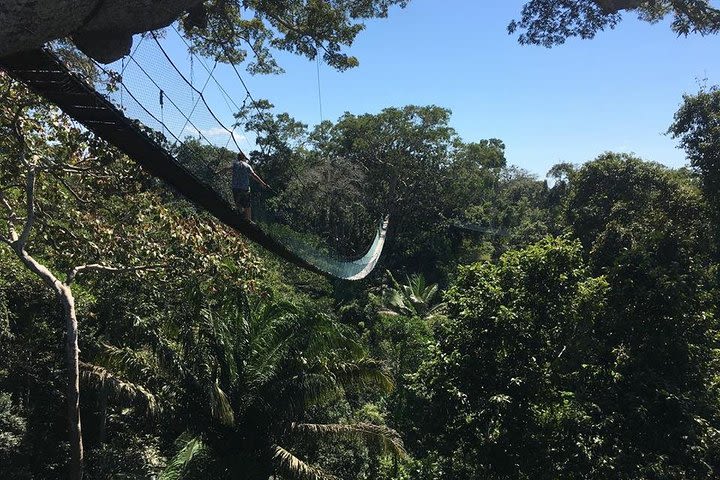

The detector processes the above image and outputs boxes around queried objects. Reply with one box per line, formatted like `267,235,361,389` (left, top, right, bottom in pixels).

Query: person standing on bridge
225,151,270,221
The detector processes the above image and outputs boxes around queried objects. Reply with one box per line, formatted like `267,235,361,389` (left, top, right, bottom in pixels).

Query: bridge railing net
79,33,385,279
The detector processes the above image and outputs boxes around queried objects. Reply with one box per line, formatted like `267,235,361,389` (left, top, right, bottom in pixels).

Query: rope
150,31,242,151
207,24,387,247
160,88,165,137
119,34,145,113
190,53,194,103
120,57,124,109
214,35,313,193
91,59,183,146
128,51,230,176
120,35,144,76
92,57,238,215
124,54,217,148
171,27,250,152
316,50,323,124
127,30,382,262
177,59,218,140
171,26,243,115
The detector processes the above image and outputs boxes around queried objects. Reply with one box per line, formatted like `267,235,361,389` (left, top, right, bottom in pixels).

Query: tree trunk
15,248,84,480
98,388,108,445
60,284,84,480
0,0,203,62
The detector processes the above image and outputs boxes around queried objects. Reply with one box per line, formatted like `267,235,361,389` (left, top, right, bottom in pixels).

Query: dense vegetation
3,2,720,479
3,65,719,478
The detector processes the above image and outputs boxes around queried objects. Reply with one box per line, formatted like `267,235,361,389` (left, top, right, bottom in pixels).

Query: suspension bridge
0,31,389,280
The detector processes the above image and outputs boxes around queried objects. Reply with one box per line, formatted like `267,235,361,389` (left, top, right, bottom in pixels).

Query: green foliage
0,394,27,474
509,0,720,47
562,153,720,479
402,153,720,478
567,152,709,260
0,73,263,478
105,290,399,479
233,100,558,279
292,422,405,458
410,237,610,479
179,0,409,72
379,271,446,321
159,434,207,480
4,21,720,480
668,85,720,233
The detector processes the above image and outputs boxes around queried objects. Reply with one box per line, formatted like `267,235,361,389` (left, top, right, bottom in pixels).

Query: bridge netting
63,29,388,280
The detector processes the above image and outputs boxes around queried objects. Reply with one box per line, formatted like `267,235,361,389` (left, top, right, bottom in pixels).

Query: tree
409,237,610,479
0,73,164,479
122,294,406,480
0,71,265,479
443,139,507,222
231,102,377,257
5,1,720,64
563,153,720,478
409,229,720,478
324,105,458,277
668,85,720,238
509,0,720,47
566,152,711,268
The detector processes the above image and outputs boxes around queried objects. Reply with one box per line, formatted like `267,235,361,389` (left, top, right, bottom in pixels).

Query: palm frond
79,361,158,417
422,283,439,304
130,319,186,380
100,342,156,379
199,307,240,387
243,301,301,390
272,444,338,480
386,269,402,291
305,315,364,359
211,378,235,426
244,326,295,391
301,358,394,406
329,358,395,393
297,372,344,406
291,422,407,458
381,271,446,320
159,434,206,480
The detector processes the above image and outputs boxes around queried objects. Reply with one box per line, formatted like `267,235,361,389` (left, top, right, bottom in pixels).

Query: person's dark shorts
233,188,251,209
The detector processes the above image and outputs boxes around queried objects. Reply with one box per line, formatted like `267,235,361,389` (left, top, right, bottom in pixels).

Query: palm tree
104,293,406,480
77,282,404,479
379,271,446,321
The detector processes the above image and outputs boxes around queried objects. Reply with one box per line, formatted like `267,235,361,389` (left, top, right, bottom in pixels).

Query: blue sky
121,0,720,177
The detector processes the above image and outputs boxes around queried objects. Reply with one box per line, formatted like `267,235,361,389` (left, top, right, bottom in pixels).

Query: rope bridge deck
0,48,388,280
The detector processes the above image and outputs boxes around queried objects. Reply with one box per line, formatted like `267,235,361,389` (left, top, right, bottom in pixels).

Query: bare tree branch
0,189,19,242
66,263,164,285
49,171,89,204
260,10,335,60
12,112,30,168
0,190,14,217
17,166,36,248
61,163,100,173
34,215,83,242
